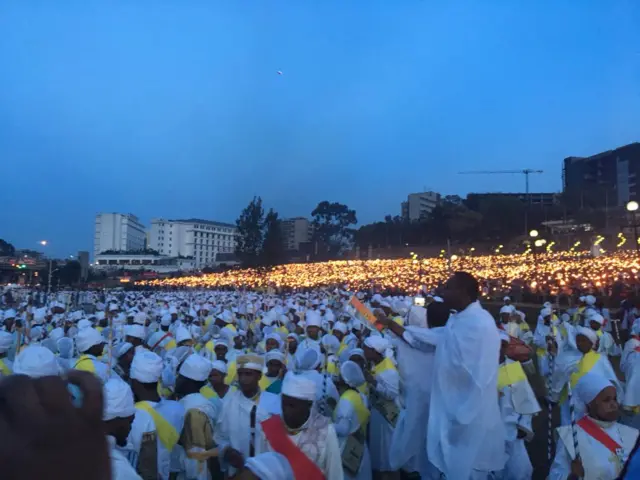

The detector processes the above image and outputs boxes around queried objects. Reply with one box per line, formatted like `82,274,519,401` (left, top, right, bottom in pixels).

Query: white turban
57,337,74,359
130,350,163,383
125,325,146,341
576,371,614,405
49,327,64,343
305,310,322,328
364,335,391,355
175,326,192,344
30,326,44,342
75,328,105,353
179,354,211,382
77,319,92,330
576,326,598,346
160,314,172,327
333,322,348,334
103,378,136,421
632,318,640,336
585,295,596,306
245,453,294,480
588,312,604,326
115,342,134,359
321,334,340,355
265,333,283,349
0,331,13,353
540,307,552,318
13,346,59,377
134,312,148,326
408,305,427,328
340,360,365,389
211,360,228,375
3,309,16,319
265,350,286,365
281,371,316,402
500,305,515,314
237,354,264,373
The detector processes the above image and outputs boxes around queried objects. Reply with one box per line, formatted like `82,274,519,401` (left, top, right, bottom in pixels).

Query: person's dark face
265,339,279,352
209,369,225,387
281,394,312,430
266,360,282,378
349,355,366,370
381,306,391,316
363,345,379,363
576,334,594,354
106,415,134,446
238,369,261,396
234,337,244,349
287,339,298,354
589,386,619,422
441,277,465,312
306,326,320,340
214,346,228,361
3,318,14,331
500,313,510,323
125,336,143,348
333,330,344,342
543,315,551,326
171,313,178,321
119,348,135,370
589,320,601,331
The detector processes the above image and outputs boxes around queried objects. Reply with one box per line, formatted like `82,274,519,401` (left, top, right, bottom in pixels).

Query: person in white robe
497,331,540,480
130,350,186,480
173,354,218,480
104,378,143,480
294,346,340,416
0,331,13,375
334,360,372,480
74,327,111,383
255,371,344,480
362,335,400,477
550,327,622,427
426,272,506,479
215,354,281,477
549,372,639,480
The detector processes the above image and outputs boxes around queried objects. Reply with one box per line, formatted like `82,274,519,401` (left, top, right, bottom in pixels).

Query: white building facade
401,191,440,221
148,218,238,268
281,217,313,251
94,213,146,259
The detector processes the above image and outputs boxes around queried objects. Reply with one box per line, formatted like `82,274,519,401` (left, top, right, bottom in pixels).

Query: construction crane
457,169,543,195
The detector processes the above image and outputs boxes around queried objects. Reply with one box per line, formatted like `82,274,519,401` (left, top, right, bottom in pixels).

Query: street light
40,240,55,296
529,230,539,238
627,201,640,253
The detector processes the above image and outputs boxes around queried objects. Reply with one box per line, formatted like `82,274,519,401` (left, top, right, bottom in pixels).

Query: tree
311,201,358,257
0,239,15,256
261,209,284,266
235,196,265,267
59,260,82,285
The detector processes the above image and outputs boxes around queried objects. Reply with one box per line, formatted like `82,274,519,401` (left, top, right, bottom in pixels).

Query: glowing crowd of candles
136,250,640,296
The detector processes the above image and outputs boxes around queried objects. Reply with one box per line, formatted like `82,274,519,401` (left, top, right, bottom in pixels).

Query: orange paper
349,296,383,331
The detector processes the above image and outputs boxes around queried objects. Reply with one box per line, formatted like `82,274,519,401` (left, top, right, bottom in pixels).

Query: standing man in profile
427,272,506,479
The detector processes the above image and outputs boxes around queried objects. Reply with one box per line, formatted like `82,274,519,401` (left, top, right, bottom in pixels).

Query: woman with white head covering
260,350,286,393
362,335,400,476
293,346,340,415
550,372,639,480
103,378,143,480
334,361,372,480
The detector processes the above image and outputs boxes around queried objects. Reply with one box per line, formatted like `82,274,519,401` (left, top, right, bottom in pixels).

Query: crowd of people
1,271,640,479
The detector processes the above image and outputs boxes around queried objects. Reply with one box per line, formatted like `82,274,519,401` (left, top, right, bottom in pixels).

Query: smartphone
414,297,426,307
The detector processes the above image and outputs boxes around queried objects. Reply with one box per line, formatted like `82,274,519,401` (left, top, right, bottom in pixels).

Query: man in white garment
129,350,186,480
215,354,280,477
427,272,506,479
103,378,143,480
256,371,344,480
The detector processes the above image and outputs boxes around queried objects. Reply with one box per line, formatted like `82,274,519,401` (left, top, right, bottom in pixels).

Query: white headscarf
130,350,163,383
576,371,614,405
281,371,316,402
75,328,104,353
13,346,59,377
103,378,136,420
340,360,365,389
179,354,211,382
576,326,598,346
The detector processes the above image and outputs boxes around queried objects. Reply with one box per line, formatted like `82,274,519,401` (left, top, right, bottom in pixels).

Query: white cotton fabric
179,354,211,382
245,453,294,480
125,325,146,341
281,371,316,401
305,310,323,328
576,371,615,405
0,331,13,353
130,350,163,383
103,378,136,420
211,360,228,374
340,360,365,389
175,326,192,344
13,346,59,377
76,327,104,353
576,326,598,346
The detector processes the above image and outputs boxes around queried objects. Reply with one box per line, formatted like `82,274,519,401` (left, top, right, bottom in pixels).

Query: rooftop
162,218,237,228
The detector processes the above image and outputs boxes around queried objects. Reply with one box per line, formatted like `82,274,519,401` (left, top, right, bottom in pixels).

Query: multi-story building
401,191,440,221
466,192,559,208
94,213,146,259
280,217,313,252
563,142,640,209
148,218,237,268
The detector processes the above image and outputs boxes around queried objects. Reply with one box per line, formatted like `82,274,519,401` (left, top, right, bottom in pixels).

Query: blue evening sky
1,1,639,257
